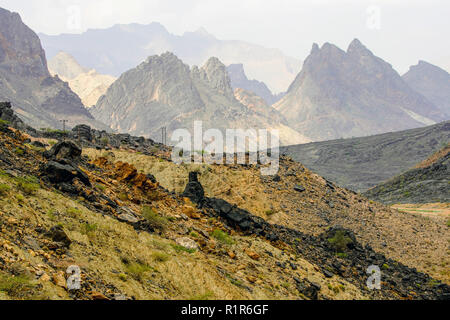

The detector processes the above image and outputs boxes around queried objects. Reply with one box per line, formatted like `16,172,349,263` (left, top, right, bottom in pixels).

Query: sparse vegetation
189,291,214,300
142,206,168,230
212,229,234,245
0,272,36,299
0,183,11,196
16,175,40,195
151,252,170,263
328,230,352,253
123,260,153,281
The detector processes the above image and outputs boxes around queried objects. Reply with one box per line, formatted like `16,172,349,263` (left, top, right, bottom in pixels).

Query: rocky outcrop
92,52,310,146
274,39,447,141
227,64,284,105
403,60,450,118
0,7,107,130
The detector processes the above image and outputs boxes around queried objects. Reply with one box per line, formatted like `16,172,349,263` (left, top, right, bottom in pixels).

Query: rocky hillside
364,145,450,204
274,40,447,141
281,121,450,192
403,61,450,118
0,7,106,131
91,52,310,146
227,64,284,105
48,52,117,107
0,106,448,300
39,23,301,94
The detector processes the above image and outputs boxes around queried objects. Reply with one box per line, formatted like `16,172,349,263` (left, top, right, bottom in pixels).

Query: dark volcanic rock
182,172,205,204
44,141,82,162
45,225,71,248
42,161,90,186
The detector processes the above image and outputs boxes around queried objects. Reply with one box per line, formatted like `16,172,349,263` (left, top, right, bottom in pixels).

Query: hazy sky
0,0,449,74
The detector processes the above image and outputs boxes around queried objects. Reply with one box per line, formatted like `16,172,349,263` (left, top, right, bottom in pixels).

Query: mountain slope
227,64,284,105
91,52,310,146
364,144,450,204
39,24,301,94
403,60,450,118
281,121,450,192
0,7,106,130
0,112,448,299
274,40,447,141
48,52,116,107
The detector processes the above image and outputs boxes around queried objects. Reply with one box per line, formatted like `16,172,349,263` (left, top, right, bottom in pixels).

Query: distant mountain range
281,121,450,192
0,7,106,130
48,51,116,107
91,52,310,146
274,40,448,141
403,60,450,119
39,23,301,94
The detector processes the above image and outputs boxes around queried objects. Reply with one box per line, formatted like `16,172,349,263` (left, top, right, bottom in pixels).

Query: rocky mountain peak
0,7,48,77
201,57,234,97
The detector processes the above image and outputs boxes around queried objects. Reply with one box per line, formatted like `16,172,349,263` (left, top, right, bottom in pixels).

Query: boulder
176,237,199,251
182,172,205,204
42,161,91,186
44,141,82,162
45,225,71,248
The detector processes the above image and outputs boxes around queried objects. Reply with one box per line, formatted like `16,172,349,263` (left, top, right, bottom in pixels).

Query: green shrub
151,252,170,262
189,291,214,300
328,230,352,253
123,261,152,281
14,147,24,155
16,176,40,195
81,223,98,236
0,184,11,196
142,206,168,230
171,244,196,254
211,229,234,245
0,272,36,298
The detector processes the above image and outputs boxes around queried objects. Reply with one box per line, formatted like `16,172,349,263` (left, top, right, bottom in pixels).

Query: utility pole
60,120,68,142
161,127,167,145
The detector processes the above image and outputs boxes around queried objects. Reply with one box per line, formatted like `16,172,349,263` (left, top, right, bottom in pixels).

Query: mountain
403,60,450,118
281,121,450,192
91,52,310,146
39,23,301,94
364,144,450,204
48,52,116,107
274,39,447,142
0,7,106,130
227,64,284,105
48,51,88,79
